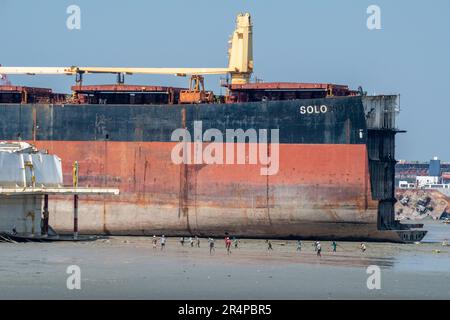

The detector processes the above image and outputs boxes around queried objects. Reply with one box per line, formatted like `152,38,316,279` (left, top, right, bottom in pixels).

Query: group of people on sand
150,234,240,255
151,235,166,250
151,235,367,255
312,241,366,257
150,235,166,250
223,236,240,255
179,236,201,248
310,241,330,257
203,236,238,255
277,239,367,257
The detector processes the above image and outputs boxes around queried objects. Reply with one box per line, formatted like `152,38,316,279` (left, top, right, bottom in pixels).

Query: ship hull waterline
0,96,427,242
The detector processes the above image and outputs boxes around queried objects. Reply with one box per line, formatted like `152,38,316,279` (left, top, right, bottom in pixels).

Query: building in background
396,157,450,192
429,157,441,177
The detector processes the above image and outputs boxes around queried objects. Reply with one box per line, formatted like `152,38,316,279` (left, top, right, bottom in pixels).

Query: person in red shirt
225,236,232,254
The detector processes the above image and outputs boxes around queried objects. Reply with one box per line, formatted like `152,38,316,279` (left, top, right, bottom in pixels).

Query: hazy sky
1,0,449,161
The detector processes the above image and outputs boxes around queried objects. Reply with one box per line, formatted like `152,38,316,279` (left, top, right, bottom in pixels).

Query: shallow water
394,253,450,273
421,220,450,243
391,220,450,273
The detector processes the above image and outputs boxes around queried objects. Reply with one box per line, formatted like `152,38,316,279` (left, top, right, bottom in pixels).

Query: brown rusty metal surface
226,82,349,91
223,82,357,103
179,91,214,104
70,84,187,93
179,75,215,104
30,140,378,236
0,85,53,94
0,86,66,104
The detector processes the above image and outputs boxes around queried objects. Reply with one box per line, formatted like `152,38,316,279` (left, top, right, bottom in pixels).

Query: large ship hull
0,96,426,241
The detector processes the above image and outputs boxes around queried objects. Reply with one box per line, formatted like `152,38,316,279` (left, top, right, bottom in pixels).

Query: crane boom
0,66,234,76
0,67,76,75
0,13,253,84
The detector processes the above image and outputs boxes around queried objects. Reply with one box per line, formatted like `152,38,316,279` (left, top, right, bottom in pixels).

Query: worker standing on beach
225,237,232,254
313,241,319,252
152,235,157,249
331,241,337,252
160,235,166,250
233,237,239,249
316,242,322,257
195,236,200,248
180,237,185,246
296,240,302,252
208,238,215,255
360,243,366,252
189,237,194,247
266,240,273,251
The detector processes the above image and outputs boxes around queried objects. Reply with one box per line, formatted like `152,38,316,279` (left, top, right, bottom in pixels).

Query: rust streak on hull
32,140,388,239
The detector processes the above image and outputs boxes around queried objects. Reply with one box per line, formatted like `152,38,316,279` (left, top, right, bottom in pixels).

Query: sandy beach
0,221,449,300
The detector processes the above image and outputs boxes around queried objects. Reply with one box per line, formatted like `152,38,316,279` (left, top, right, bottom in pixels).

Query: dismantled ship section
363,96,426,242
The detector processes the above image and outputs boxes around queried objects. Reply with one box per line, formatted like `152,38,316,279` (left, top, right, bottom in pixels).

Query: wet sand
0,221,449,299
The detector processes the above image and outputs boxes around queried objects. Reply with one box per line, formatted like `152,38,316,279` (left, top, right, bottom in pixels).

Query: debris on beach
396,189,449,221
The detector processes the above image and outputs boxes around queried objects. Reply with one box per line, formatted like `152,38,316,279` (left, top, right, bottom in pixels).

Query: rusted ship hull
0,96,427,241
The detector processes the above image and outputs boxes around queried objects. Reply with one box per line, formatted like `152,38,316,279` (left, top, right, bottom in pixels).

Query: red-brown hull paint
32,140,385,239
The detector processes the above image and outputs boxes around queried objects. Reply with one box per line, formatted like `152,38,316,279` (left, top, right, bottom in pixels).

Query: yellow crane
0,13,253,85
